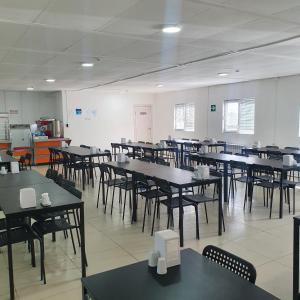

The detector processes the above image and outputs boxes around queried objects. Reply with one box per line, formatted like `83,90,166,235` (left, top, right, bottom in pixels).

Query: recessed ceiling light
157,84,164,88
81,62,94,67
218,73,229,77
27,87,34,91
162,25,181,33
45,78,56,83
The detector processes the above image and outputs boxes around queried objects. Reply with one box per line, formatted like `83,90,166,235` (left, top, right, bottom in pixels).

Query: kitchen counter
33,138,71,165
0,140,12,150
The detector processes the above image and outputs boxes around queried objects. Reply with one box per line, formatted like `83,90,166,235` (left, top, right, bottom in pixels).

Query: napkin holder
121,138,126,144
90,146,97,154
283,155,294,166
0,166,7,175
154,230,180,268
11,161,19,174
20,188,37,209
61,141,68,148
195,165,210,179
117,153,126,163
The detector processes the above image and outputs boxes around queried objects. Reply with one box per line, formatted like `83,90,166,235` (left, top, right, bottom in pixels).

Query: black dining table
0,170,86,300
112,142,179,164
243,147,300,157
50,146,111,190
104,160,222,247
82,248,278,300
164,139,226,166
190,152,299,218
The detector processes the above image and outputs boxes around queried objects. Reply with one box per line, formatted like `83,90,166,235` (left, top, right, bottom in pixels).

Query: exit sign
211,104,216,112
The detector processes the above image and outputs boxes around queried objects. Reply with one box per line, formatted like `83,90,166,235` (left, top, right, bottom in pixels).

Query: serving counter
33,138,71,165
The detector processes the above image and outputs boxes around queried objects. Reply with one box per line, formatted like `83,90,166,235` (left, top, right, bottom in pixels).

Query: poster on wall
75,108,82,116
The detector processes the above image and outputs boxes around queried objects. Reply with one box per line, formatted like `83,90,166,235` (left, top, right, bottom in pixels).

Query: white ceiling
2,0,300,92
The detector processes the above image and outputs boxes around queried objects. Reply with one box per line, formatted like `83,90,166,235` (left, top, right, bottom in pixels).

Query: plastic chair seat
32,219,76,236
183,194,218,204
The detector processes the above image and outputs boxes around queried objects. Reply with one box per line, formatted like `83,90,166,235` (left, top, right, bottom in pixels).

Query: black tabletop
0,153,17,163
51,146,110,158
245,147,300,156
82,248,278,300
191,153,298,172
0,181,82,217
113,142,176,151
0,170,52,188
105,160,219,188
167,139,226,147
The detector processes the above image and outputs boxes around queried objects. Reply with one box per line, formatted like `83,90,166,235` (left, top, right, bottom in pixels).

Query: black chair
228,160,249,204
266,150,282,160
110,167,133,219
45,168,58,182
6,150,13,156
32,185,82,283
25,153,32,169
202,245,256,284
152,177,200,239
155,157,170,166
249,164,289,217
285,146,300,150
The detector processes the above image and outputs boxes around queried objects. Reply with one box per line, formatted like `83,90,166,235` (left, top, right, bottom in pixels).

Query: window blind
174,103,195,132
239,99,255,134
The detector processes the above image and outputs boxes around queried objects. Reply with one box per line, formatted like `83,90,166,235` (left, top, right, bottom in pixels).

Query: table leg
132,173,137,222
175,149,179,167
89,157,94,188
133,147,136,159
180,144,184,167
179,187,184,247
218,178,222,236
101,169,105,205
293,218,300,300
80,204,87,298
279,170,287,218
6,218,15,300
223,162,228,203
82,158,85,191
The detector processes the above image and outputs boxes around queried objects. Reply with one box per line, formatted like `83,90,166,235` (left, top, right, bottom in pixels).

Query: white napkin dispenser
11,161,19,174
20,188,37,209
283,155,294,166
117,153,126,163
197,165,210,179
154,230,180,268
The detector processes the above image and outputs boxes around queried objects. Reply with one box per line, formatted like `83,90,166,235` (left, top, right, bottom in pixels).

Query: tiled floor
0,166,298,299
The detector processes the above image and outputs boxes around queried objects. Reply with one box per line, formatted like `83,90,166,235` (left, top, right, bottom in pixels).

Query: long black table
82,248,278,300
112,142,179,164
0,170,86,300
164,139,226,166
243,147,300,157
190,153,298,218
50,146,111,190
104,160,222,247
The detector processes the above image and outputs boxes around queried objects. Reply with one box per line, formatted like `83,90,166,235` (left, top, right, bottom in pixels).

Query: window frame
223,98,255,135
174,103,195,132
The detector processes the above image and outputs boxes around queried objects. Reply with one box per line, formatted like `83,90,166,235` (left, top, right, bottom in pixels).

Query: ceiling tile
0,0,50,23
0,21,28,48
1,49,55,65
15,25,84,52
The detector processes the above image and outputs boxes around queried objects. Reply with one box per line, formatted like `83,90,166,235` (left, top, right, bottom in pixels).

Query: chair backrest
229,160,248,172
180,165,194,172
133,172,149,188
217,140,226,143
220,151,232,155
138,157,152,163
6,150,13,156
156,157,170,166
45,168,58,181
191,139,199,141
266,150,282,160
62,183,82,199
80,144,90,149
25,153,32,166
266,145,279,149
153,177,172,195
113,167,128,178
235,153,249,157
138,141,145,144
146,142,152,144
251,164,274,178
202,245,256,284
285,146,300,150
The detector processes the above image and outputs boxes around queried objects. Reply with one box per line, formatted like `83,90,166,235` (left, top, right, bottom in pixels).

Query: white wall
62,90,154,149
153,75,300,148
0,90,61,124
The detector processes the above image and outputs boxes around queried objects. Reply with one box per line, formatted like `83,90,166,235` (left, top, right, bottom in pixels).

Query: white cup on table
157,257,167,275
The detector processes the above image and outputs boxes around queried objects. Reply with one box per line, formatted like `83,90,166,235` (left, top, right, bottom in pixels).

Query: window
223,98,255,134
174,103,195,132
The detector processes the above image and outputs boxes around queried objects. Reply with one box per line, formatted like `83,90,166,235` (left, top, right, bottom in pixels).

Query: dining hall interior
1,1,300,299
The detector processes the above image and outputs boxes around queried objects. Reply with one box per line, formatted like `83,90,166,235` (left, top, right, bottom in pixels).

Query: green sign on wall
211,104,216,112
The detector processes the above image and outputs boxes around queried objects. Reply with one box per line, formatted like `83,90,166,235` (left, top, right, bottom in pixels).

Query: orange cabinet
33,138,71,165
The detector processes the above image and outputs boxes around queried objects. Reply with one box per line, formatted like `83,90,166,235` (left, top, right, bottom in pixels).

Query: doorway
134,105,152,143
